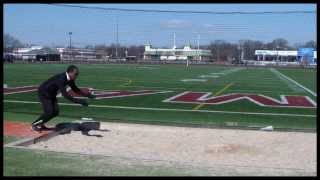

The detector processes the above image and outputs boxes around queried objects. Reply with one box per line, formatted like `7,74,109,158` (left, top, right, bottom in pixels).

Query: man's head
67,65,79,81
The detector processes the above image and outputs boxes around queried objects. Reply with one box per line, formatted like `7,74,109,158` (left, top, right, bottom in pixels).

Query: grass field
5,146,214,176
4,63,317,130
3,63,317,176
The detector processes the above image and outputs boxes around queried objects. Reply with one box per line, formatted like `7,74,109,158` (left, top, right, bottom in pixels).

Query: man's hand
88,93,96,99
79,99,89,107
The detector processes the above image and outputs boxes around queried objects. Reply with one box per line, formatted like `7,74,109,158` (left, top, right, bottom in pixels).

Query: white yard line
4,90,37,95
270,68,316,97
220,67,245,75
4,100,315,117
125,85,186,90
181,79,208,82
225,89,305,94
8,85,37,88
195,67,245,82
270,68,303,93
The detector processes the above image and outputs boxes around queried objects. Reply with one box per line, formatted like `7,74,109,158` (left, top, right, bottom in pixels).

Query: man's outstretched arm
59,83,88,106
69,81,96,99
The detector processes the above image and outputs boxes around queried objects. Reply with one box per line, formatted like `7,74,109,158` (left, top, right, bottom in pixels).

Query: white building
13,46,43,53
254,50,317,65
143,44,212,61
57,48,106,61
12,46,43,60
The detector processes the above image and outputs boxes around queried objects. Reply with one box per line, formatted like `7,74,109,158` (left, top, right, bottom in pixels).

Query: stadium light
115,17,118,59
68,32,72,49
68,32,72,60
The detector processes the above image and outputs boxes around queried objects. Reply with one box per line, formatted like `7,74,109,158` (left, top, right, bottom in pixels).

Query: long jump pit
7,121,316,176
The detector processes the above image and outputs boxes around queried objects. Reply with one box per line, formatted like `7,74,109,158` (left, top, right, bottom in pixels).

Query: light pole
238,40,244,63
69,32,72,49
115,17,118,59
238,43,241,63
276,45,280,62
197,35,200,61
68,32,72,60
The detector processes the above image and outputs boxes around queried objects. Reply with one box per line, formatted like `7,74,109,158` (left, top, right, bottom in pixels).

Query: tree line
4,34,316,61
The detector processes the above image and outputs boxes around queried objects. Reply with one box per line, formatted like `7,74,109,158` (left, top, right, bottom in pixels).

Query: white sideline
270,68,317,97
4,99,316,117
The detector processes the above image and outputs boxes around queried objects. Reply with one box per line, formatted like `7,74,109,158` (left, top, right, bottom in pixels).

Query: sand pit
27,122,316,176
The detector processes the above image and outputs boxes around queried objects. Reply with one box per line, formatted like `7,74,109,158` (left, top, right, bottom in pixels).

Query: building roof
24,48,60,55
144,45,212,56
255,50,317,58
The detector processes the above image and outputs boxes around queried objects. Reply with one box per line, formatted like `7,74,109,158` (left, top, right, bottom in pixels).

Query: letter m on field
163,92,317,108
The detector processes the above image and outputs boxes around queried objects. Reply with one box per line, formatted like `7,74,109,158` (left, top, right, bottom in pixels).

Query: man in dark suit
31,65,96,132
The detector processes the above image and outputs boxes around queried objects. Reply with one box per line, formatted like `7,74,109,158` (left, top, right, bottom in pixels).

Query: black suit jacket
38,72,88,103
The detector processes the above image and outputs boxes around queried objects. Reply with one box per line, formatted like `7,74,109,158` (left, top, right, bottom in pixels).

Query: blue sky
4,3,316,48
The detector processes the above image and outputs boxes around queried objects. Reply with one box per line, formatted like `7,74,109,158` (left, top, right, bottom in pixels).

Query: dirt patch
205,144,255,154
4,121,52,138
27,122,316,176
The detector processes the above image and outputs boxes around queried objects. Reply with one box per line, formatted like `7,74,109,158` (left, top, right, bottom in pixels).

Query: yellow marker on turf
193,82,234,110
121,79,133,87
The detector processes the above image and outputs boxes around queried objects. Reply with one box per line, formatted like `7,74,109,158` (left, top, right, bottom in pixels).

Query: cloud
161,19,192,28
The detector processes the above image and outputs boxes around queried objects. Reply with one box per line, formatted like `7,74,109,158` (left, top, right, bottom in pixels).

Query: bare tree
208,40,238,62
240,40,264,60
304,40,317,49
4,34,25,52
267,38,289,50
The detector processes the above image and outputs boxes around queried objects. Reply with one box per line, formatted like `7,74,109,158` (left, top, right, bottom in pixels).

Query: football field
3,63,317,176
4,63,317,130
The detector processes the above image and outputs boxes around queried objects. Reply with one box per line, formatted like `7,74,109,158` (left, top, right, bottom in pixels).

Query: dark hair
67,65,78,73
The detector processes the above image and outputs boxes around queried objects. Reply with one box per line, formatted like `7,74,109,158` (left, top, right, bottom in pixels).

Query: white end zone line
270,68,317,97
4,100,316,118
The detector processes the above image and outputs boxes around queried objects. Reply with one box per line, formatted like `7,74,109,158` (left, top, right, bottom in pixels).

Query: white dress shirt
66,72,70,81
